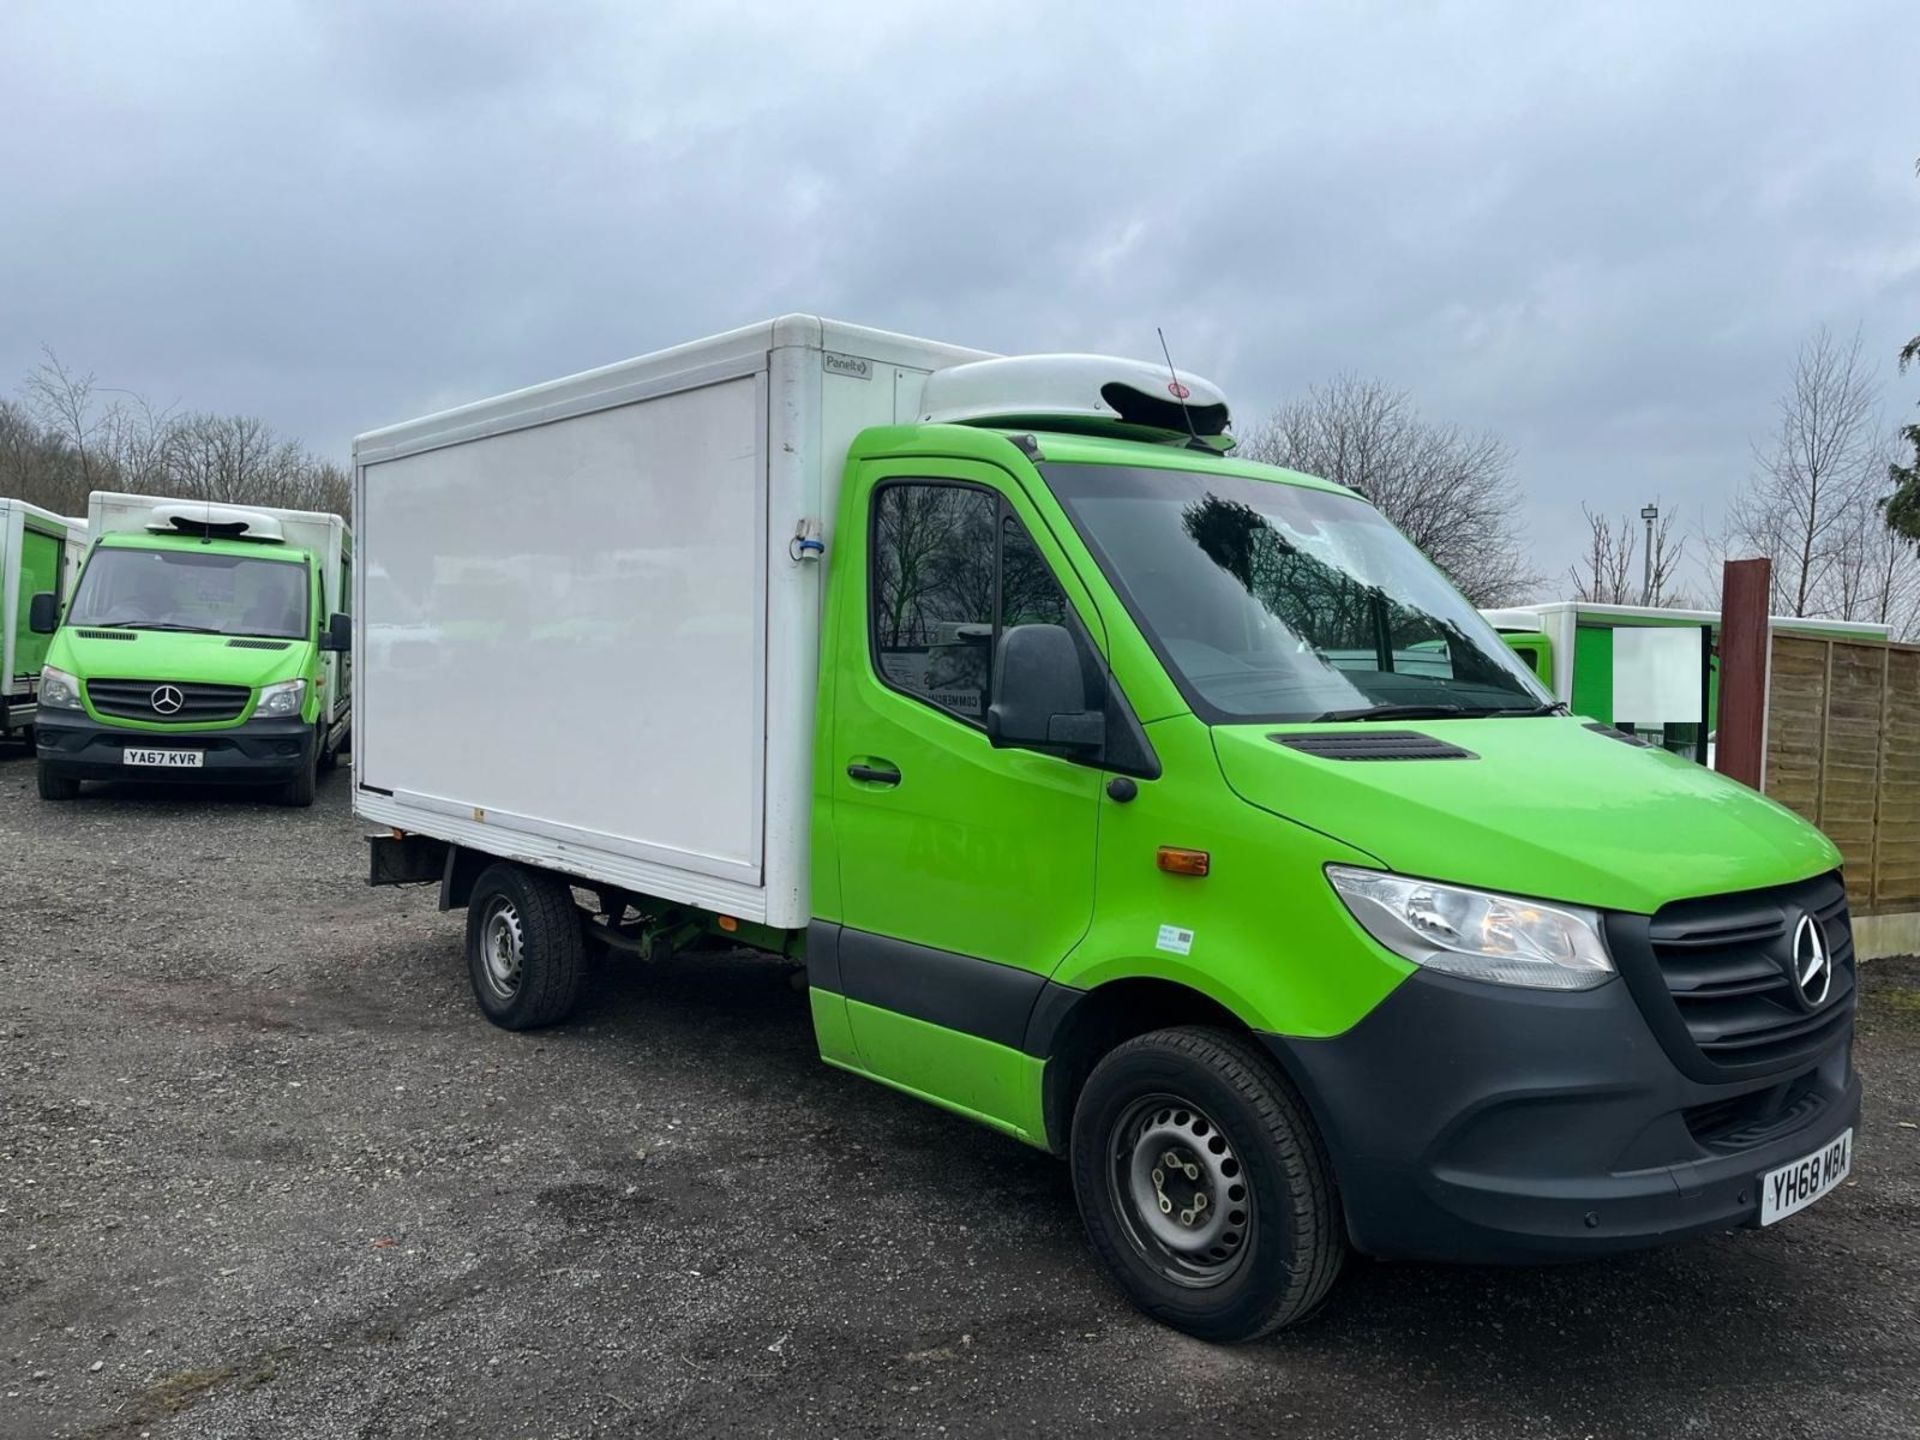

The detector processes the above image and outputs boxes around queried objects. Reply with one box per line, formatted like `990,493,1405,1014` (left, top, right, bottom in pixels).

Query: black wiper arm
1312,702,1467,722
106,622,224,634
1461,702,1568,717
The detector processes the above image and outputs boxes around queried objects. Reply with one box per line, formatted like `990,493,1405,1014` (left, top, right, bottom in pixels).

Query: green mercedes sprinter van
356,322,1860,1341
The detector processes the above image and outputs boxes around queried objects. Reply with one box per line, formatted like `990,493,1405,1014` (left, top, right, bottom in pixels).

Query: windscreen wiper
97,621,225,634
1461,702,1568,717
1313,702,1467,722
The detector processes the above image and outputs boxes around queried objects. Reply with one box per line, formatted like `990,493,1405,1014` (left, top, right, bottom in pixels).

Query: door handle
846,760,902,787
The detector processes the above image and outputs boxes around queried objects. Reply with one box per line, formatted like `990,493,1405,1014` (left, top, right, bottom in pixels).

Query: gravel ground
2,745,1917,1440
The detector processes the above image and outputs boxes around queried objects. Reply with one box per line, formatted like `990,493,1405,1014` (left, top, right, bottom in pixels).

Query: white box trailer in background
352,316,993,928
1,499,87,741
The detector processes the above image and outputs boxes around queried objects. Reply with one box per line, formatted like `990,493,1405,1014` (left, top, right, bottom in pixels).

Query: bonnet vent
1584,722,1653,748
1271,730,1477,761
76,629,137,641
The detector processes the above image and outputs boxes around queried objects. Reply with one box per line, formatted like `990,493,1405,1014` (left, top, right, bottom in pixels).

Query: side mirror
319,612,351,652
987,623,1104,756
28,592,59,634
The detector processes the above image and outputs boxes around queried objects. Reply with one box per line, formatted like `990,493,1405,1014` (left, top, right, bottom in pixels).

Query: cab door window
868,480,1095,726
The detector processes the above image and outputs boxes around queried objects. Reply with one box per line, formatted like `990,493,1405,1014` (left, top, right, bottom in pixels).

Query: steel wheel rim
1107,1092,1253,1288
479,898,524,1000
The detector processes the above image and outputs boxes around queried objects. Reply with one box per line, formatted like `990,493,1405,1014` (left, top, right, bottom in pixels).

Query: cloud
2,0,1915,589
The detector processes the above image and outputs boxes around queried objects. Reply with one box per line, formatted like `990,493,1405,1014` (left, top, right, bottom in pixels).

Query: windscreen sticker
1156,924,1194,957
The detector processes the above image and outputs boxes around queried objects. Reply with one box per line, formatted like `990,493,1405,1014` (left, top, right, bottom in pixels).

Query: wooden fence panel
1821,642,1886,910
1766,636,1920,916
1765,636,1828,828
1877,646,1920,910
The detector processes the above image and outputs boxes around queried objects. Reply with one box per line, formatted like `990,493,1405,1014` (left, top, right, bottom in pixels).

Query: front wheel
1069,1026,1346,1342
277,733,319,807
37,764,79,801
464,863,586,1030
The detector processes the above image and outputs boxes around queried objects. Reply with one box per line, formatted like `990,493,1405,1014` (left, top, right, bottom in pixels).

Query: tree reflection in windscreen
1039,459,1545,722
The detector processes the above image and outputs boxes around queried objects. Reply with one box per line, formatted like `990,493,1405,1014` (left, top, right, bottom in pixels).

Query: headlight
255,678,307,718
1326,865,1614,991
39,665,84,711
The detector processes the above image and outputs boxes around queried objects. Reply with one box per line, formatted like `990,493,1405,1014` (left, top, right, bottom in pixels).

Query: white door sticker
1156,924,1194,957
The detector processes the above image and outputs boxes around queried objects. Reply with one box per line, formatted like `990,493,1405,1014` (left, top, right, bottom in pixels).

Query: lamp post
1640,504,1659,605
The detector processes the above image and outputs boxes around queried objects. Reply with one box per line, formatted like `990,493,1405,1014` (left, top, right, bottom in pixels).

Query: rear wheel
1069,1026,1345,1342
37,764,79,801
464,863,586,1030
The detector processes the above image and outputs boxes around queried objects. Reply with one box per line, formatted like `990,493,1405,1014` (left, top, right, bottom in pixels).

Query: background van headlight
255,678,307,718
39,665,84,711
1326,865,1614,990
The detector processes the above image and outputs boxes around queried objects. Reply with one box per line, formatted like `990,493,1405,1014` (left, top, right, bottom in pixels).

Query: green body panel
1215,716,1839,914
1569,624,1613,721
45,533,325,728
808,986,858,1066
800,422,1847,1147
1500,633,1551,684
833,1001,1049,1144
13,526,62,681
1055,711,1413,1037
815,452,1110,973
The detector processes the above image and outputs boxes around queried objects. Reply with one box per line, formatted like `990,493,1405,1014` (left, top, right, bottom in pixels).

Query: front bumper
1264,969,1860,1264
35,711,315,786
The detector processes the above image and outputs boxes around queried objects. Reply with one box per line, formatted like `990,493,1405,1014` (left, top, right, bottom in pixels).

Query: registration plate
123,749,204,769
1759,1128,1852,1226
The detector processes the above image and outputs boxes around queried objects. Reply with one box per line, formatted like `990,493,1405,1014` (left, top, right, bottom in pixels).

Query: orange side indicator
716,915,739,932
1157,847,1211,877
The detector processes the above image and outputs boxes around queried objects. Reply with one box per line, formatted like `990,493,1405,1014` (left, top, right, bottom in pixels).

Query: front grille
87,678,250,724
1609,872,1855,1082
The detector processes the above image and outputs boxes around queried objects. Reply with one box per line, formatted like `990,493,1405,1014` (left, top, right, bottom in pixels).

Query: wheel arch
1033,977,1255,1155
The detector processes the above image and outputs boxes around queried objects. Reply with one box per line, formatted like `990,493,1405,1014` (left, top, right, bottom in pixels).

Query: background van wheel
278,735,320,806
37,765,80,801
465,863,586,1030
1069,1026,1345,1342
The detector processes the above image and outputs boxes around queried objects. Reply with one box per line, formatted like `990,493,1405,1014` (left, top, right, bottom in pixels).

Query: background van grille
86,679,250,724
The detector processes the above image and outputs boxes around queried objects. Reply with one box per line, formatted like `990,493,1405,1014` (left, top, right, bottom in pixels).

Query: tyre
37,764,79,801
464,863,586,1030
1069,1026,1345,1342
278,735,319,807
317,722,338,774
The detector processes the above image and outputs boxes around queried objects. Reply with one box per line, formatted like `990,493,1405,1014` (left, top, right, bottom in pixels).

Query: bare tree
4,351,348,522
1829,443,1920,634
1240,376,1538,606
1727,327,1884,617
1568,506,1635,604
1568,503,1689,606
23,348,103,497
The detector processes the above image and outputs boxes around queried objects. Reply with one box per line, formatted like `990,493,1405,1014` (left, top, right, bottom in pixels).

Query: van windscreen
68,548,310,641
1041,462,1550,724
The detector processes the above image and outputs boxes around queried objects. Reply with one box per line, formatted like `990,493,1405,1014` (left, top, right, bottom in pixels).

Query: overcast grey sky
3,0,1915,590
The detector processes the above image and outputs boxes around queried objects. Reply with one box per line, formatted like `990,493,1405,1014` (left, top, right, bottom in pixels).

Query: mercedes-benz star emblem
1790,912,1833,1008
150,684,184,716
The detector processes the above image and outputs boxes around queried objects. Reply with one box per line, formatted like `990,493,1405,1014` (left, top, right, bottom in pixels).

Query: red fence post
1716,557,1772,788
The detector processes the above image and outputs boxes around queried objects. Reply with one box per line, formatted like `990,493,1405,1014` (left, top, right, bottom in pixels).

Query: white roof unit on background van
144,500,286,542
88,491,348,565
